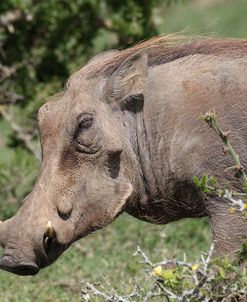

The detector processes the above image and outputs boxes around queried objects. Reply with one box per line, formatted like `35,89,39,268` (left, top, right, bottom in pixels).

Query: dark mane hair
78,35,247,79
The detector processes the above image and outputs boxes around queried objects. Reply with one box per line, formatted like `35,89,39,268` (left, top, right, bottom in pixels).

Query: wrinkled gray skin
1,49,247,276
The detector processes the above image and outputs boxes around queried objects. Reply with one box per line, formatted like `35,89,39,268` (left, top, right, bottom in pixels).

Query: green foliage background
0,0,247,301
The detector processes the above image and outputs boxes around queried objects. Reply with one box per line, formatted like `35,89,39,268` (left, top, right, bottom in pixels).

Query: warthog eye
77,113,93,131
74,113,101,154
74,113,94,142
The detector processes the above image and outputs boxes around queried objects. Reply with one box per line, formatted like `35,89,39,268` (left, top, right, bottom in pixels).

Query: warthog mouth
0,256,39,276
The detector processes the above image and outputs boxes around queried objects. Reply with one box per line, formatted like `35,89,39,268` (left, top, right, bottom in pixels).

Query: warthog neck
122,97,159,214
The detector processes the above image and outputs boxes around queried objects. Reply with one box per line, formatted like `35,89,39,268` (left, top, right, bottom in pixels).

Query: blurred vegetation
0,0,247,301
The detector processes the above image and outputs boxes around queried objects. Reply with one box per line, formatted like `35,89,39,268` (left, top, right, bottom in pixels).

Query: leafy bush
81,244,247,301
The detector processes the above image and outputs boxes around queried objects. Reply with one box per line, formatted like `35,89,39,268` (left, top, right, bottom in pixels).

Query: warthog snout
0,221,55,276
0,217,66,276
0,257,39,276
0,219,39,275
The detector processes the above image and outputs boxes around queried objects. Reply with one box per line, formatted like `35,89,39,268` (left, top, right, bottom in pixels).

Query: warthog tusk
44,221,53,238
44,221,54,250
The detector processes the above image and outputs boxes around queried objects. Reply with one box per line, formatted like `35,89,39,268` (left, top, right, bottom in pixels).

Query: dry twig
0,106,39,159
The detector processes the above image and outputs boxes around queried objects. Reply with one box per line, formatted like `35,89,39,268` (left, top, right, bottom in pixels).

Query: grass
0,215,210,301
158,0,247,38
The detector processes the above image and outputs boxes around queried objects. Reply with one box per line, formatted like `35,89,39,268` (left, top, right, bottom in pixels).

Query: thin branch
0,106,39,159
81,281,140,302
133,245,154,267
0,60,29,83
202,110,247,187
205,243,214,270
82,282,111,301
157,282,181,301
223,190,247,212
0,91,23,105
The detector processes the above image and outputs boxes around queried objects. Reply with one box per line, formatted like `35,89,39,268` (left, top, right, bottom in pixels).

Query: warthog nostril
0,256,39,276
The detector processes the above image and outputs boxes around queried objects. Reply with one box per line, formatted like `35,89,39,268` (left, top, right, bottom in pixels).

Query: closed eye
74,113,93,138
78,116,93,130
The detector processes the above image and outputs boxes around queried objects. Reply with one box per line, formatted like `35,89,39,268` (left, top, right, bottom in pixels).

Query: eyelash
78,116,93,130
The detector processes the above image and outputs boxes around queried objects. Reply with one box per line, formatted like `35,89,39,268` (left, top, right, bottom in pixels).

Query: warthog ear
105,181,133,220
107,50,148,104
85,175,133,225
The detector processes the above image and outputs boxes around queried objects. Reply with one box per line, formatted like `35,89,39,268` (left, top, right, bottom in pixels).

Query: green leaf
193,175,200,187
201,174,209,190
209,176,218,186
242,180,247,194
218,267,226,279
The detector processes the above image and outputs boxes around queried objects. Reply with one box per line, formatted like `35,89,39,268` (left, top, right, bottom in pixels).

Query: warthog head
0,50,148,275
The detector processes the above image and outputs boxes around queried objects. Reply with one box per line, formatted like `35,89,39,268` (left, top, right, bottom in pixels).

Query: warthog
0,35,247,276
